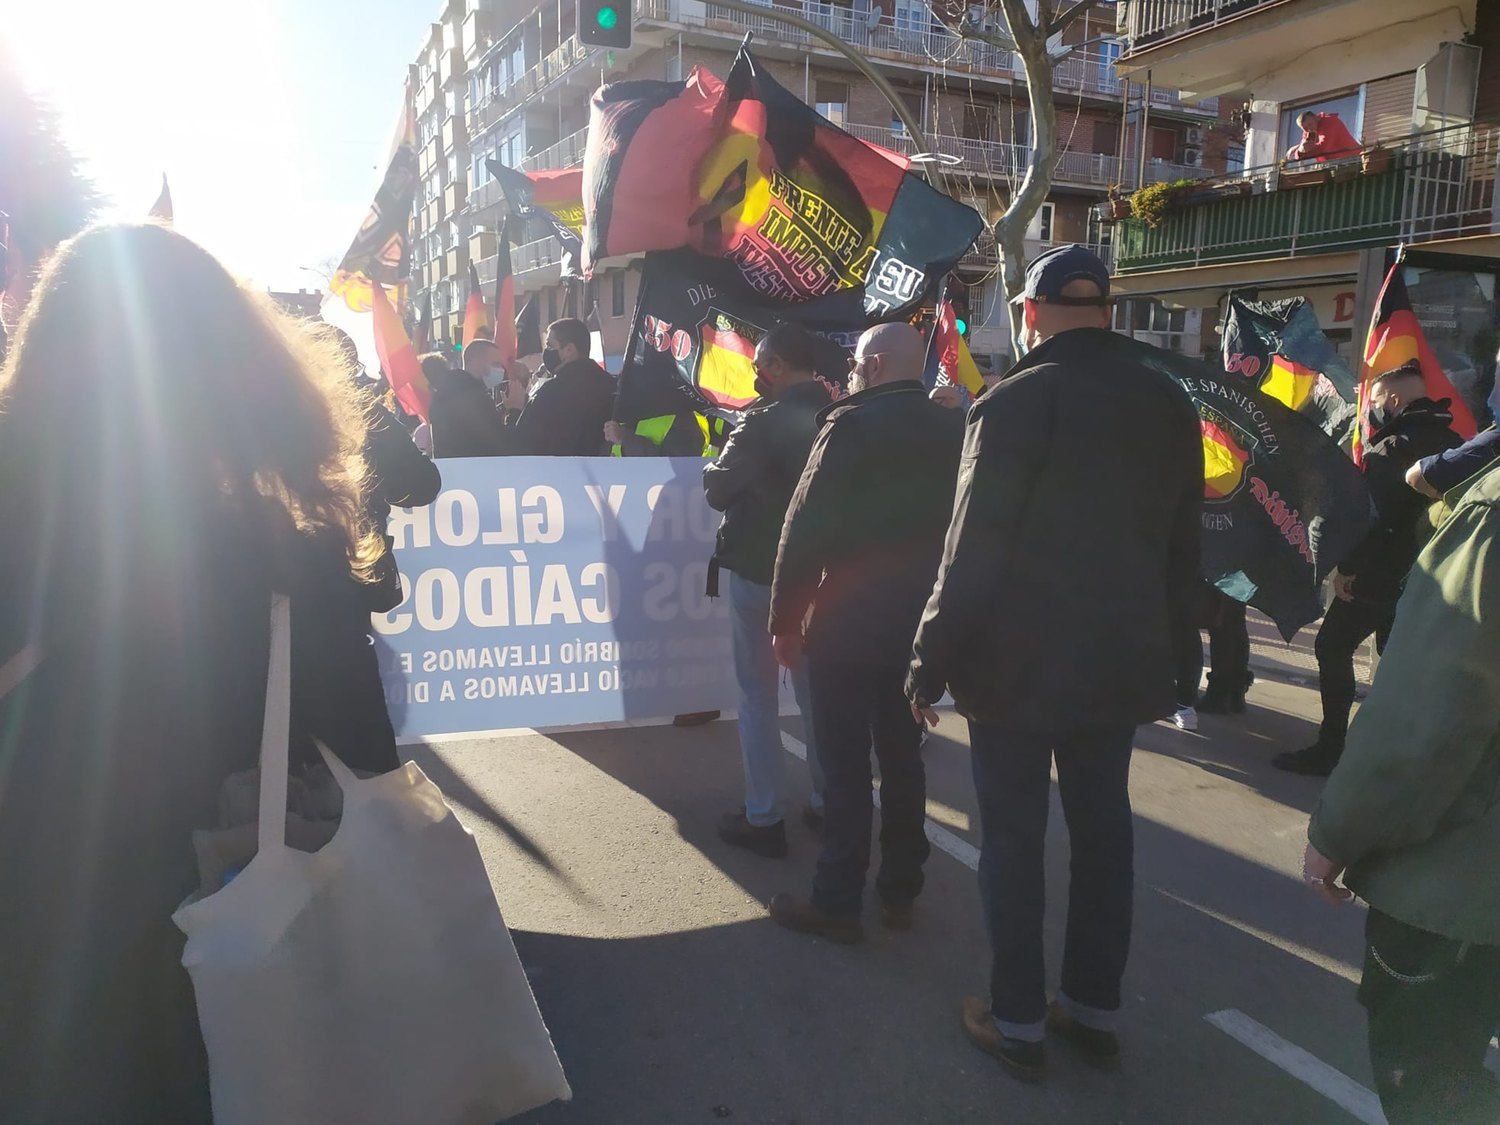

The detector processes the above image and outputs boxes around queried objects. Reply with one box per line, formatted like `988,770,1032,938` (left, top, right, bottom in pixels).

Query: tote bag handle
257,595,293,853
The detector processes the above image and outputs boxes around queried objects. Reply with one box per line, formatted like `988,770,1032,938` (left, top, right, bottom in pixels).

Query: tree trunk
991,0,1060,353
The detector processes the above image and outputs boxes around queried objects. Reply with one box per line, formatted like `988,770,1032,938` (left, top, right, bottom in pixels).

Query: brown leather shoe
960,996,1045,1083
768,893,863,944
1047,1002,1120,1070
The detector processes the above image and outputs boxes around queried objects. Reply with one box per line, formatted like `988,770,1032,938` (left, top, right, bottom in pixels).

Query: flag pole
921,275,951,390
612,263,654,426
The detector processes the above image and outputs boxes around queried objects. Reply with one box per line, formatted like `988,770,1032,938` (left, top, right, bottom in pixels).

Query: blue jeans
808,656,928,917
968,721,1136,1041
728,572,824,827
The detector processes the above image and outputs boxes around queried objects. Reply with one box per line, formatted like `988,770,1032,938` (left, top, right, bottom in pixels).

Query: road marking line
781,732,981,871
783,730,1384,1120
1205,1009,1385,1124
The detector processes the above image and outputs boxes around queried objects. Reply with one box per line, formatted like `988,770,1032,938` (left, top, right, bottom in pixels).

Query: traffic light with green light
578,0,632,48
950,285,971,340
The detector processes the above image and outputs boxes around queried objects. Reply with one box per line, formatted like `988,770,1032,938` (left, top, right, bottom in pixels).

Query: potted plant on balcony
1102,186,1131,221
1128,178,1193,228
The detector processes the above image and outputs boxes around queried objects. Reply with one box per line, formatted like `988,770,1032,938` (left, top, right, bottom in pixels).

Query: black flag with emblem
1117,335,1371,639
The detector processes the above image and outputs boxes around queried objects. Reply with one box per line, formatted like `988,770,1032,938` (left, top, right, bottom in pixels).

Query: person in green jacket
1303,459,1500,1125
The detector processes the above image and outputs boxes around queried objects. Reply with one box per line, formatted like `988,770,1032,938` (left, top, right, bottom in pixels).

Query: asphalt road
404,672,1387,1125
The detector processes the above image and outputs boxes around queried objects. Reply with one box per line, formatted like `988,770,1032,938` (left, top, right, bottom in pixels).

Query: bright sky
5,0,423,291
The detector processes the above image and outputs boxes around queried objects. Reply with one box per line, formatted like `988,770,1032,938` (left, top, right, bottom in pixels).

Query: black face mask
542,347,562,372
1366,405,1392,432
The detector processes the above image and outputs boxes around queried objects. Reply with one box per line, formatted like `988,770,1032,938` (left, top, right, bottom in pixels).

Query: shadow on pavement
404,742,587,899
1133,704,1327,818
499,723,1371,1124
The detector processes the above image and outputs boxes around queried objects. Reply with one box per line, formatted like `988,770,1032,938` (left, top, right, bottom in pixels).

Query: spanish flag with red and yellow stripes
462,260,491,348
1356,261,1476,464
933,299,984,395
371,281,432,422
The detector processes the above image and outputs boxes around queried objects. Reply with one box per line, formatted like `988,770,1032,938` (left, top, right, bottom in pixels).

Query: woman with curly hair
0,223,395,1123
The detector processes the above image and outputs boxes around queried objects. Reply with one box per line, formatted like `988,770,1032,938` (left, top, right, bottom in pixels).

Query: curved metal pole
704,0,944,192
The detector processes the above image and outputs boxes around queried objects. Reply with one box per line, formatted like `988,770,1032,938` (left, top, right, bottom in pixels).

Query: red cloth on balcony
1286,113,1361,162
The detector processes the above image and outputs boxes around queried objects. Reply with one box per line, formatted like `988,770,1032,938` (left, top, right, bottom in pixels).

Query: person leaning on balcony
1286,110,1361,163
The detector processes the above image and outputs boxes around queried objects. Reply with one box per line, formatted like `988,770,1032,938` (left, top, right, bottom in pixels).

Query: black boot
1197,684,1245,715
1272,743,1342,776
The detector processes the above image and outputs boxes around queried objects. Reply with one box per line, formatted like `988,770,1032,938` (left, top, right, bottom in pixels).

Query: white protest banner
377,457,737,739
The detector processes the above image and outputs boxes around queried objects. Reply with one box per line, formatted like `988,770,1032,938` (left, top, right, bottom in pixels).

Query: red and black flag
1124,335,1371,639
1222,295,1356,439
492,218,518,364
486,158,582,276
583,47,983,318
1356,259,1477,464
627,251,866,415
148,174,173,222
412,289,433,354
515,293,543,358
462,260,491,348
329,87,419,313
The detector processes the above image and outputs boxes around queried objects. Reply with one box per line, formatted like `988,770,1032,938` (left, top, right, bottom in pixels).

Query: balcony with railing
1115,0,1460,98
1112,124,1500,275
1122,0,1275,52
964,235,1116,271
844,123,1209,190
465,127,589,214
521,127,589,172
638,0,1136,101
1148,85,1218,116
474,234,574,284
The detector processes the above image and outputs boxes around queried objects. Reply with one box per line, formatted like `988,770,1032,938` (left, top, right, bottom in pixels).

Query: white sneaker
1173,706,1199,732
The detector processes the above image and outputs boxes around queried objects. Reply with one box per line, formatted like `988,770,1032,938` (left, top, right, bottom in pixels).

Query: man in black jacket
428,340,509,458
907,246,1203,1081
1274,362,1462,776
703,324,831,858
766,323,962,943
502,318,613,456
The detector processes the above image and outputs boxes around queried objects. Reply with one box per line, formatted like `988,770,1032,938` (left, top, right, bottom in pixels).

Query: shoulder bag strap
0,642,43,703
256,595,293,853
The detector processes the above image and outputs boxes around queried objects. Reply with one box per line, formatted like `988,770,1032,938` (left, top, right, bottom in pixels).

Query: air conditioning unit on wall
1185,126,1204,145
1181,147,1203,166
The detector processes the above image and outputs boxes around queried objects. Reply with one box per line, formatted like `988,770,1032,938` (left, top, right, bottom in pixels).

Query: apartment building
409,0,1232,364
1109,0,1500,385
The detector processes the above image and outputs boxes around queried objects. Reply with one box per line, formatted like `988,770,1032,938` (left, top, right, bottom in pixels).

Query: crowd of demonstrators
605,348,728,457
4,216,1495,1125
1275,363,1462,777
422,318,613,458
766,322,963,943
427,337,512,457
1303,456,1500,1124
0,224,423,1123
907,247,1204,1079
506,317,614,456
703,324,831,857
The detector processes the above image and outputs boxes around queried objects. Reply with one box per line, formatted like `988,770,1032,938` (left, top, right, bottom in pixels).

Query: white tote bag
174,596,570,1125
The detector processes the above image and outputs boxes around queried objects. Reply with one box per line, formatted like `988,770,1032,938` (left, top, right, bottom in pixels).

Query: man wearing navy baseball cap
908,244,1204,1081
